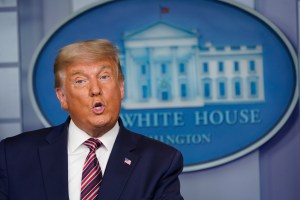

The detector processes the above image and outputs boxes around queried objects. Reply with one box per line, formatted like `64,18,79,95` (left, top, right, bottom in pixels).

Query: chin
91,115,117,126
92,118,110,127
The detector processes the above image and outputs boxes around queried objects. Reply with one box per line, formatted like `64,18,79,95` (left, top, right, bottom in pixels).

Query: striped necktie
81,138,102,200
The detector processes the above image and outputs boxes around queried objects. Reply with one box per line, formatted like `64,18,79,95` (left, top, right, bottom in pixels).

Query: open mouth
92,102,104,113
94,102,102,108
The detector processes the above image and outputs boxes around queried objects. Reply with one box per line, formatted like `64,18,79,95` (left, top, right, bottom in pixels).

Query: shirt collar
68,119,119,154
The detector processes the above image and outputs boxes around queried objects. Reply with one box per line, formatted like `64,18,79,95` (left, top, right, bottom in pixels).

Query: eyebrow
98,64,111,71
70,65,112,77
70,71,84,76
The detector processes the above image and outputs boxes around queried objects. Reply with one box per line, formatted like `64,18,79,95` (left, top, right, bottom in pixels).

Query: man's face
55,60,124,137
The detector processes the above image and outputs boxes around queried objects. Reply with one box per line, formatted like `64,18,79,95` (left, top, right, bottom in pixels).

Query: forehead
66,60,117,74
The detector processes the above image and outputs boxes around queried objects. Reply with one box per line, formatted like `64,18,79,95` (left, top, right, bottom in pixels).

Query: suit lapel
39,121,69,200
98,125,140,200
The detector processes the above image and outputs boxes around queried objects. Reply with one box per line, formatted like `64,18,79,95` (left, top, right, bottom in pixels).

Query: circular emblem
29,0,298,171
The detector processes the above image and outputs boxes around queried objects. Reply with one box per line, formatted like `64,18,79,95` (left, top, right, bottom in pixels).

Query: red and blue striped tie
81,138,102,200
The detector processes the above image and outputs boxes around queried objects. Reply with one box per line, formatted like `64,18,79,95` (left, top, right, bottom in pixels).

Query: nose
89,78,102,97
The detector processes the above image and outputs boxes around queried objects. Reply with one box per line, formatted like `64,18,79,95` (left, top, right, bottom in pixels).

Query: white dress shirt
67,120,119,200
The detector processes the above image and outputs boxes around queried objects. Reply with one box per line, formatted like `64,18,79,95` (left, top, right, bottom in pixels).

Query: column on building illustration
189,46,200,100
147,47,155,102
171,46,179,101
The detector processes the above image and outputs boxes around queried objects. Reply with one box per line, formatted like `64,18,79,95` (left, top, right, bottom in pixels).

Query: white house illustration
120,22,264,109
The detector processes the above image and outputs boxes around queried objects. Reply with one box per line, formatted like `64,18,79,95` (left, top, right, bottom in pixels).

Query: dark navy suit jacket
0,118,184,200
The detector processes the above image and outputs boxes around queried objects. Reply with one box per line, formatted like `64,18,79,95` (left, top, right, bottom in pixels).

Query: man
0,39,184,200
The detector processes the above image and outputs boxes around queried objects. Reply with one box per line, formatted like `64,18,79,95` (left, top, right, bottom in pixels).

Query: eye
99,74,111,80
75,79,86,84
73,78,87,86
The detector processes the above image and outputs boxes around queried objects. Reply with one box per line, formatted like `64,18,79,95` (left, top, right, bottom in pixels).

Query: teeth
95,103,102,107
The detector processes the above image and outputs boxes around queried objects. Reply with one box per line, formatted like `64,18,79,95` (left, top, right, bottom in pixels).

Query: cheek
68,85,87,97
60,88,83,109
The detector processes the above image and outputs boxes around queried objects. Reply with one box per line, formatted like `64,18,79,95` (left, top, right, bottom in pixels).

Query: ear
119,79,125,100
55,87,68,110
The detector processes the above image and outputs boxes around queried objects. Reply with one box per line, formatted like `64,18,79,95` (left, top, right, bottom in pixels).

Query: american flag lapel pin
124,157,132,166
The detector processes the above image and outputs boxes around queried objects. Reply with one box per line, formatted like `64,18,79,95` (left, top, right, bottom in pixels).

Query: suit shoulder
2,125,58,147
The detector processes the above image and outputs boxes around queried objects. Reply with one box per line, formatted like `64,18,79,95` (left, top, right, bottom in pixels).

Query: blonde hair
54,39,124,88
